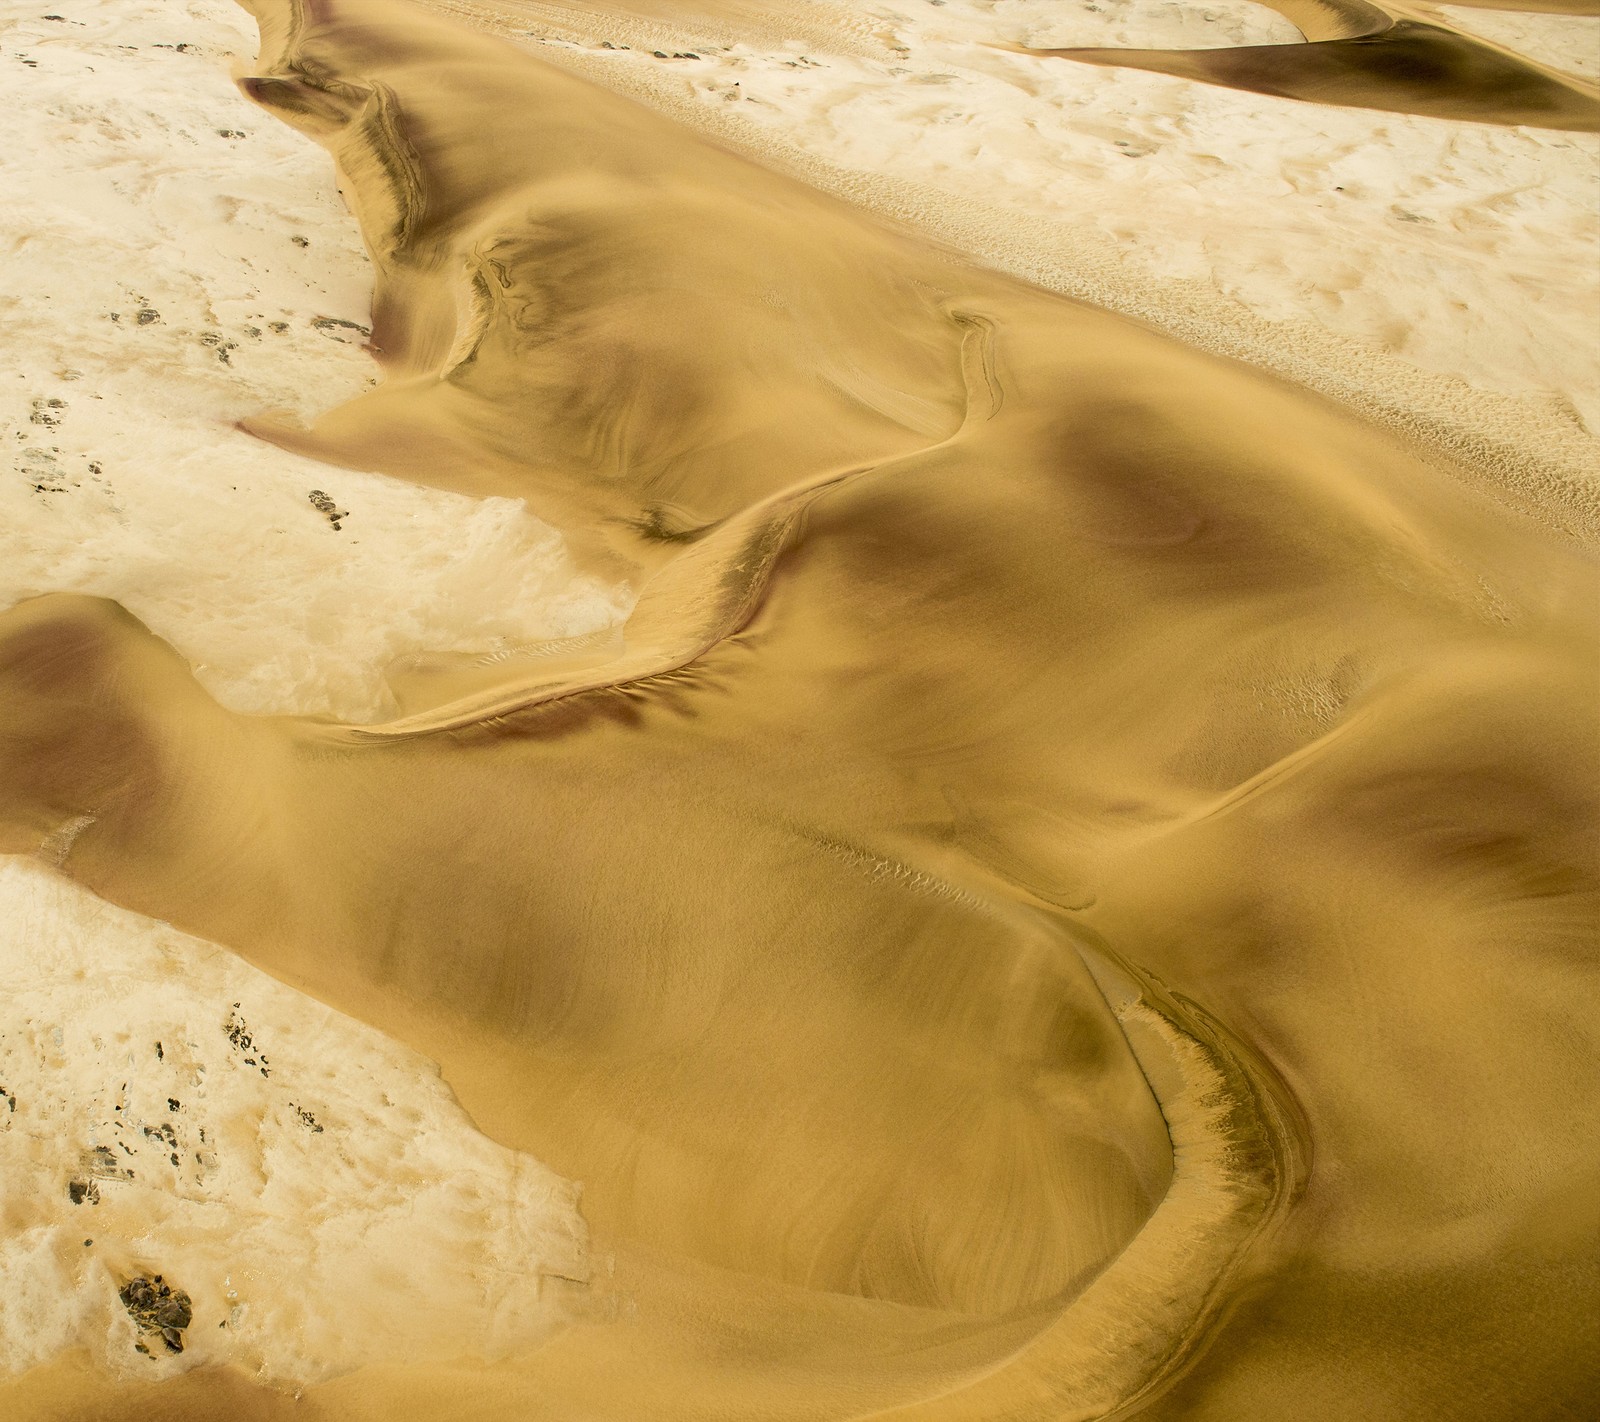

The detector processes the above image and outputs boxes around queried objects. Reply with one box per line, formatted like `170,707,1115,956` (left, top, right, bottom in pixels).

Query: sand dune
1014,0,1600,130
453,0,1600,495
2,0,1597,1418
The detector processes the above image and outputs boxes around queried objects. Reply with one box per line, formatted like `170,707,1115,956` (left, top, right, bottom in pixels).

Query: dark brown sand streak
1010,0,1600,130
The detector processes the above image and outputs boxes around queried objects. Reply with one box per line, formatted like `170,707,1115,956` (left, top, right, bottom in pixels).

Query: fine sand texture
0,1,619,1394
1010,0,1600,130
2,0,1598,1419
436,0,1600,506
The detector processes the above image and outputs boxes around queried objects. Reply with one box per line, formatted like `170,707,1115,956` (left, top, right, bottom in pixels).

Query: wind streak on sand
1,0,1597,1418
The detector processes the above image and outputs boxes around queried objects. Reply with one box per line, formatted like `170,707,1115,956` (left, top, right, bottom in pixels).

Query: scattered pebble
308,488,348,531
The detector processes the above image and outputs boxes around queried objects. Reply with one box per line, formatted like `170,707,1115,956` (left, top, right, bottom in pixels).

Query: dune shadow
1010,2,1600,130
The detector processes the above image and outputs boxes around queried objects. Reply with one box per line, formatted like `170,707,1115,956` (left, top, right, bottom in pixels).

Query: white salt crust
0,857,587,1385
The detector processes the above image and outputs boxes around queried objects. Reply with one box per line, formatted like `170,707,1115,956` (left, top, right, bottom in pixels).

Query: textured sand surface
0,858,586,1386
1441,4,1600,79
452,0,1600,495
0,0,629,722
1,0,1597,1418
0,0,613,1393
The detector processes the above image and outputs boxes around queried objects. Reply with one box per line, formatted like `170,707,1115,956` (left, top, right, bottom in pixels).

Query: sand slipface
2,0,1598,1419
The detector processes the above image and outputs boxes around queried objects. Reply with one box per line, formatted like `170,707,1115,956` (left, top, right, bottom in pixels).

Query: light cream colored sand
0,0,616,1391
458,0,1600,500
1441,4,1600,79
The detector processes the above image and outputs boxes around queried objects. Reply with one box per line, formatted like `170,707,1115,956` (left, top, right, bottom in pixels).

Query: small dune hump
1,0,1597,1420
1008,0,1600,130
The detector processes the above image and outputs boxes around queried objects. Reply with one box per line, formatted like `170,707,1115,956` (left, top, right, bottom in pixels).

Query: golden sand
2,0,1596,1417
1014,0,1600,130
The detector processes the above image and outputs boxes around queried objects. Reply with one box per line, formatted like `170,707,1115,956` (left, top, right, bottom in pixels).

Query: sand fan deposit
1,0,1597,1419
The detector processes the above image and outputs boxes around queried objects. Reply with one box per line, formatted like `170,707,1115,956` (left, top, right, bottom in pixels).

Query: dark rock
119,1274,194,1353
153,1294,193,1329
310,316,371,338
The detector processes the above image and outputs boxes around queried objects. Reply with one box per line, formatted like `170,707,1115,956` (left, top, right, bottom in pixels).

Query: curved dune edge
0,608,1297,1421
328,309,1001,741
0,961,1292,1422
224,6,1300,1412
449,1,1599,534
5,0,1594,1414
291,388,1300,1411
854,958,1306,1422
225,1,1286,1409
225,0,1590,749
1007,0,1600,131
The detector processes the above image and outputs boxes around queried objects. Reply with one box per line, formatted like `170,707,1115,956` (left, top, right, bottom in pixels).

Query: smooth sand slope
1,0,1597,1418
1012,0,1600,130
0,0,619,1394
439,0,1600,497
